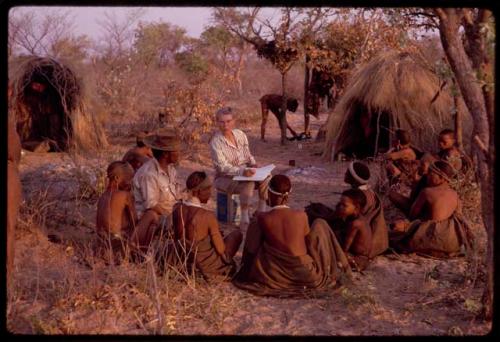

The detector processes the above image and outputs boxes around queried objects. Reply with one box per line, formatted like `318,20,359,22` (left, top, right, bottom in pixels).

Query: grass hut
323,51,453,161
9,56,107,152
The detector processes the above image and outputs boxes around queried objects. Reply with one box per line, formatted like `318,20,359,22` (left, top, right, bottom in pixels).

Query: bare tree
96,8,146,62
8,8,75,57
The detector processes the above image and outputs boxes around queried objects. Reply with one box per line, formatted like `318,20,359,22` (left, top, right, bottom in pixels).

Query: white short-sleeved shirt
132,158,179,217
209,129,256,177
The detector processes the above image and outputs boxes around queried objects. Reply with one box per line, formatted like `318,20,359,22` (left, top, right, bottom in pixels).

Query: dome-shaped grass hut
9,56,107,152
323,51,453,161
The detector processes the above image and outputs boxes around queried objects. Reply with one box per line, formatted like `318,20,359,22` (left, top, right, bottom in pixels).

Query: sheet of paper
233,164,275,181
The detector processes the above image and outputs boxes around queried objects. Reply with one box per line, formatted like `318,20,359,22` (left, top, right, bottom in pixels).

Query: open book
233,164,275,182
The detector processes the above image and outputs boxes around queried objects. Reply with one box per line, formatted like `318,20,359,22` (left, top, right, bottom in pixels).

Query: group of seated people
94,106,474,297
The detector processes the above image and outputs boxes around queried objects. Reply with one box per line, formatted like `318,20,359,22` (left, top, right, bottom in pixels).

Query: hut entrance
13,57,80,152
348,105,391,159
21,74,72,152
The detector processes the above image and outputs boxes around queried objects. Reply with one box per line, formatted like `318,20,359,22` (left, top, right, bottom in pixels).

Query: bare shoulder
110,190,130,204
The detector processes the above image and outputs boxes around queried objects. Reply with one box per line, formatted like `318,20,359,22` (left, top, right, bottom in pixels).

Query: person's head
394,129,411,147
125,152,149,172
335,188,367,219
287,98,299,112
427,160,456,187
145,133,181,166
438,129,456,150
136,131,149,148
215,107,235,135
344,161,370,187
107,161,134,191
267,175,292,207
186,171,213,203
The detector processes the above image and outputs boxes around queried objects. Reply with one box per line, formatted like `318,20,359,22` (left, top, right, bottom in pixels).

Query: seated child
437,129,463,172
233,175,351,297
96,161,160,255
169,171,243,280
333,189,373,271
306,161,388,257
389,160,473,258
384,129,419,183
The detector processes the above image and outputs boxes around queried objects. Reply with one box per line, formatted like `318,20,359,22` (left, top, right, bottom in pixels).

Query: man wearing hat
389,160,473,258
133,132,181,223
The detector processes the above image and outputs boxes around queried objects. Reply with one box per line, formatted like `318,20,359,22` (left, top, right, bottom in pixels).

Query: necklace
182,199,204,209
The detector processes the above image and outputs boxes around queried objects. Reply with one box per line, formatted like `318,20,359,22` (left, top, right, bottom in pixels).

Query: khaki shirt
133,158,179,217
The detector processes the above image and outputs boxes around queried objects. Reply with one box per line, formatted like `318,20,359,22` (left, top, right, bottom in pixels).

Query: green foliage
174,51,209,84
133,21,188,67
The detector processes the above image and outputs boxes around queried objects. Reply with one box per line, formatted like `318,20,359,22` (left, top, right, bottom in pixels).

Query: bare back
172,204,226,255
259,208,310,256
412,185,458,221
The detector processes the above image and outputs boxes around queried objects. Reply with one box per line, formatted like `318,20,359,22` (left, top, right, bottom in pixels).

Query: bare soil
8,109,491,335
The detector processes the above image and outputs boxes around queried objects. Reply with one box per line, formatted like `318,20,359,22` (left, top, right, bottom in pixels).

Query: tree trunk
304,54,311,135
436,8,493,320
454,93,463,149
280,72,288,145
234,49,246,98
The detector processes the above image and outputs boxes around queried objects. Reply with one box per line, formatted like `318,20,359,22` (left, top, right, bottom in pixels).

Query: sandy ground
8,109,491,335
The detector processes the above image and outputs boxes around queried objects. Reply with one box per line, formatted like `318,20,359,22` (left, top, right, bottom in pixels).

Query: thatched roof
323,51,453,161
9,55,107,153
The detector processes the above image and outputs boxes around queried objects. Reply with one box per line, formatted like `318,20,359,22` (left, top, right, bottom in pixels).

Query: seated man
233,175,351,297
437,129,464,172
210,107,269,227
259,94,300,143
96,161,160,255
122,131,153,172
133,132,181,230
384,129,419,183
305,161,388,257
332,189,373,271
389,161,473,258
169,171,243,280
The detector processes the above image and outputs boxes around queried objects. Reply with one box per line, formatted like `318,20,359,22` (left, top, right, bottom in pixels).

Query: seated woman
233,175,351,297
169,171,243,280
389,161,474,258
96,161,160,258
384,129,419,184
306,161,388,257
332,189,373,271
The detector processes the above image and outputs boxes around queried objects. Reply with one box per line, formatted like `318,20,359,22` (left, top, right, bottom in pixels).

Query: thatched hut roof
9,55,107,153
323,51,453,161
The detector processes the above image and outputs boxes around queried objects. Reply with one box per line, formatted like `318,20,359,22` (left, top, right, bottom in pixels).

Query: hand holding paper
234,164,275,181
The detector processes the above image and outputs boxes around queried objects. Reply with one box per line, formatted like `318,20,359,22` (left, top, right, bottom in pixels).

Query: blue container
216,191,240,223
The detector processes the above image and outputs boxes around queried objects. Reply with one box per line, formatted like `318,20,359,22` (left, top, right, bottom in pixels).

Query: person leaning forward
209,107,270,227
132,132,181,233
233,175,351,297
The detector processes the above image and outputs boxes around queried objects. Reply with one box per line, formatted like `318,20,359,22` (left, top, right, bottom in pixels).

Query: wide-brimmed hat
144,133,181,152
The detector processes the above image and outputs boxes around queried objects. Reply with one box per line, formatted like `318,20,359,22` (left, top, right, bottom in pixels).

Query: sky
10,6,282,39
